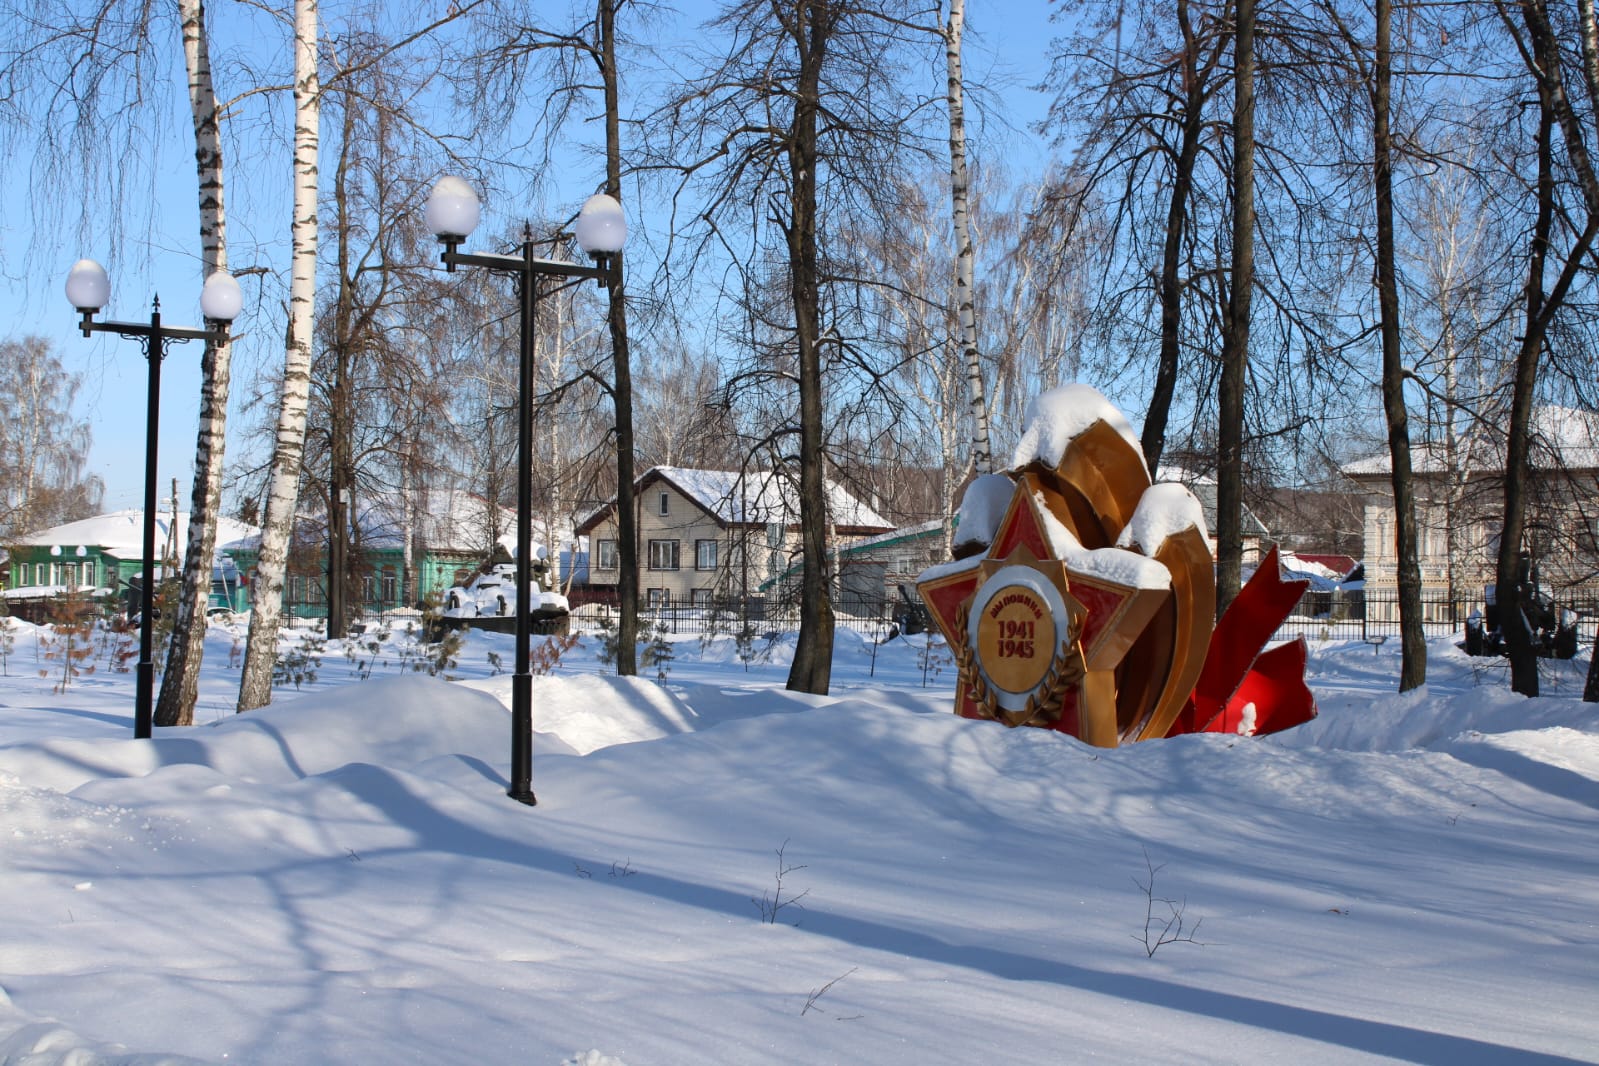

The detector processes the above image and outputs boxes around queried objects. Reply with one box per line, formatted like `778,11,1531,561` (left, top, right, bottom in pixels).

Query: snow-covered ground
0,617,1596,1065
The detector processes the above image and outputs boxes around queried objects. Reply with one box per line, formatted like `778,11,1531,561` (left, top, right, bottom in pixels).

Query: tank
439,543,570,636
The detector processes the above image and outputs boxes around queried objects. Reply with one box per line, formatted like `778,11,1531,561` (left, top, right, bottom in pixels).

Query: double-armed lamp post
424,177,627,806
64,260,242,739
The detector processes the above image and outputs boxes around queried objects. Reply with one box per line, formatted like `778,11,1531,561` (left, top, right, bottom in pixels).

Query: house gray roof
576,466,892,534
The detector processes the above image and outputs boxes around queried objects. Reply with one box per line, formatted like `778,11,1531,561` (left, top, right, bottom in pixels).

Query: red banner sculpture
917,385,1316,745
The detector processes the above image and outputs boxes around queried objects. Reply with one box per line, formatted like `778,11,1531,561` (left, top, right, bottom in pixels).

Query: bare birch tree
942,0,992,476
238,0,321,712
156,0,236,727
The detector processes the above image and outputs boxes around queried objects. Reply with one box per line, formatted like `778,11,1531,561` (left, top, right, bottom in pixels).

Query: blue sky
2,0,1062,516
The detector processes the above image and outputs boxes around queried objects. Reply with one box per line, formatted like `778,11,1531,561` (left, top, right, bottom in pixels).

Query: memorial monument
916,385,1316,745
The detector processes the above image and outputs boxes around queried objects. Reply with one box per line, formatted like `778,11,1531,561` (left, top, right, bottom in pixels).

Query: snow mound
462,673,701,755
0,676,509,793
0,985,207,1065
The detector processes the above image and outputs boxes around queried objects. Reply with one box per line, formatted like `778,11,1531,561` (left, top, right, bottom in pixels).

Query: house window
597,539,619,571
362,574,376,603
691,588,712,607
381,568,397,603
647,587,669,608
696,539,718,571
658,491,671,516
648,539,680,571
82,560,96,586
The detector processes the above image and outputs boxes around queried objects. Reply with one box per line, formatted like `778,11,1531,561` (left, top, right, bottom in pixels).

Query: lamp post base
508,671,536,806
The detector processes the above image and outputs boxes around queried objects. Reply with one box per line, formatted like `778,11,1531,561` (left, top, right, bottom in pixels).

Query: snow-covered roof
223,491,518,557
1279,552,1363,591
577,466,892,533
1288,553,1358,578
16,510,258,561
839,518,945,555
1343,406,1599,478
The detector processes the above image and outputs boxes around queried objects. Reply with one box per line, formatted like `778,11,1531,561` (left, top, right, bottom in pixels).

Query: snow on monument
917,384,1317,746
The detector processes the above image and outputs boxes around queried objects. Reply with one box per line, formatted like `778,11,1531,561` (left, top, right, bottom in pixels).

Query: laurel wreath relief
954,600,1087,729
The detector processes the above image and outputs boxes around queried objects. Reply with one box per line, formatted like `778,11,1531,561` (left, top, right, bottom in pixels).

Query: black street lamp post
65,260,241,739
425,178,626,806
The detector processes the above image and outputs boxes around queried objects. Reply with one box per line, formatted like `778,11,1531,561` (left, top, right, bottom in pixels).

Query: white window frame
695,539,718,571
648,539,680,571
597,539,619,571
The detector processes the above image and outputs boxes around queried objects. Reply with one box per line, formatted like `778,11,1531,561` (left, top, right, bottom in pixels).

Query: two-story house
574,466,893,610
1342,406,1599,618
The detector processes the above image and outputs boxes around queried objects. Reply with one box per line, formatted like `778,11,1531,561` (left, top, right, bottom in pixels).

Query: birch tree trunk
401,445,415,609
943,0,991,477
238,0,320,711
155,0,232,728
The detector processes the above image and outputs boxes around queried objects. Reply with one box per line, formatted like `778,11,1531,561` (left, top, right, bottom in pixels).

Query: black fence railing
1274,588,1599,646
591,588,1599,651
580,598,909,641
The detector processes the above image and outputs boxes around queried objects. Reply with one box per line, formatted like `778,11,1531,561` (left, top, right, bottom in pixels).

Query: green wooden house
3,510,257,622
222,490,528,620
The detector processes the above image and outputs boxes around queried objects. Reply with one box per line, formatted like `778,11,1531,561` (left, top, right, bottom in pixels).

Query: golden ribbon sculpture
917,385,1220,747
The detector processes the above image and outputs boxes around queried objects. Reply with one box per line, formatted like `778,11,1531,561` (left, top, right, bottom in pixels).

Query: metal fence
1274,588,1599,646
609,588,1599,649
585,598,907,642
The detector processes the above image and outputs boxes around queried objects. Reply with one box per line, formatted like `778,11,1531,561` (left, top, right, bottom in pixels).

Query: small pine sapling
151,575,181,673
418,626,464,679
40,590,96,693
735,622,757,672
273,627,325,690
530,632,580,675
642,621,674,682
594,611,619,667
106,611,138,674
699,600,730,658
